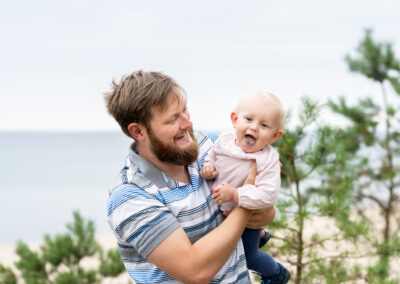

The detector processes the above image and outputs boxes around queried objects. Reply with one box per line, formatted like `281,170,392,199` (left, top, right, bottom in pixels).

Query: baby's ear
230,112,238,127
271,130,284,143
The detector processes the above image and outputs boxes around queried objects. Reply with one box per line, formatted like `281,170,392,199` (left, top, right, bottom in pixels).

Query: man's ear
127,123,146,141
230,112,238,127
271,130,284,143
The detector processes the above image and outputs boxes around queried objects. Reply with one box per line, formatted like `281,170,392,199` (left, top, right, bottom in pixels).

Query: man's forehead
153,92,186,115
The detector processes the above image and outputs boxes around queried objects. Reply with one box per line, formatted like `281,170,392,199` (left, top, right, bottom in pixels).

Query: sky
1,0,400,132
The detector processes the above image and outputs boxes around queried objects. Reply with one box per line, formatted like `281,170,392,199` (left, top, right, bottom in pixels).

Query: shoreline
2,206,399,283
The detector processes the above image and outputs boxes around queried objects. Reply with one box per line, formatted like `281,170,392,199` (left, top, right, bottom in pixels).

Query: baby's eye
246,117,252,122
261,123,268,128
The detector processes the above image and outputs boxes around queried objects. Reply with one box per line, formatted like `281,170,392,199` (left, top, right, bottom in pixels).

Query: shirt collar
128,143,169,188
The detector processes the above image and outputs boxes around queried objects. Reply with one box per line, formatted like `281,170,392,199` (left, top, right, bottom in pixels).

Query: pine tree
1,211,127,284
329,30,400,282
0,264,17,284
266,98,367,283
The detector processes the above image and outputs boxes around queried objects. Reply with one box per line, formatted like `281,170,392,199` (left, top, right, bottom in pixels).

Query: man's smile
175,130,191,142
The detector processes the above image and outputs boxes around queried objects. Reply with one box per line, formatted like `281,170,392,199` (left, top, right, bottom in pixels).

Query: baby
200,91,290,283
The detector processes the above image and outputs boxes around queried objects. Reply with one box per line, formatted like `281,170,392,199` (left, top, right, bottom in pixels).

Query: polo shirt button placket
167,180,176,189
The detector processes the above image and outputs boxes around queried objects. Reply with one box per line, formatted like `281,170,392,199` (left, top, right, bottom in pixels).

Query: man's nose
180,113,192,128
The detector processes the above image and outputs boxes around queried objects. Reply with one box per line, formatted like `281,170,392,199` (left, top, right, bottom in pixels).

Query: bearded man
105,70,275,284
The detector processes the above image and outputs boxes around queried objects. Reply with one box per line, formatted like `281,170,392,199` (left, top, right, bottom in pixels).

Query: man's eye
169,117,178,123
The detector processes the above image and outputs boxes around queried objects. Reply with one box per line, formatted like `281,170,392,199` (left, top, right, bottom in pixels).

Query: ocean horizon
0,132,133,244
3,129,380,245
0,130,221,245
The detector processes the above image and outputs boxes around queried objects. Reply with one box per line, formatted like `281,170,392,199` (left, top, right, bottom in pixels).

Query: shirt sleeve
203,142,217,166
237,155,281,209
107,184,181,258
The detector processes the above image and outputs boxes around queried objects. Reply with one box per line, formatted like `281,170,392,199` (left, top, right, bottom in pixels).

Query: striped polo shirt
107,131,250,284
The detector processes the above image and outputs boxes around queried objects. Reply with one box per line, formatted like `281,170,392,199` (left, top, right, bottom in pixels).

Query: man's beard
148,127,199,166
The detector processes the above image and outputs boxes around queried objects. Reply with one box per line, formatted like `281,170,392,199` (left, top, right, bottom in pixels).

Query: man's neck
137,143,191,184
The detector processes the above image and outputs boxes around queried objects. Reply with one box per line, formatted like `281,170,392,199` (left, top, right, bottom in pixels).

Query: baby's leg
259,229,272,248
242,228,278,277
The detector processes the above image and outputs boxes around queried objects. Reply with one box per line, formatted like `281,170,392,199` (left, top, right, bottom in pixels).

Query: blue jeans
242,228,278,277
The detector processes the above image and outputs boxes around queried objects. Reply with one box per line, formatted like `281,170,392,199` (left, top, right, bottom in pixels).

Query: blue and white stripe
107,130,250,283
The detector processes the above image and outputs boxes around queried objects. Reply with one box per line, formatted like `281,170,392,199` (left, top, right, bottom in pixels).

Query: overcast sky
1,0,399,132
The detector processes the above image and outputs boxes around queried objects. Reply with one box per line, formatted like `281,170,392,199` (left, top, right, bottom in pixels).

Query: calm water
2,131,390,244
0,132,132,244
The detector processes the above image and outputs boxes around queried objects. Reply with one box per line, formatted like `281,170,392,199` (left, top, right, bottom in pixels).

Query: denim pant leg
242,228,278,277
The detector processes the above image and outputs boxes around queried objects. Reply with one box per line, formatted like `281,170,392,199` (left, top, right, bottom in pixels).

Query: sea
1,131,391,245
0,132,133,244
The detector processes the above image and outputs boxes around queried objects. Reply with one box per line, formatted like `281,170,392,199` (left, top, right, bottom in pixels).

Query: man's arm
147,206,250,284
147,161,275,283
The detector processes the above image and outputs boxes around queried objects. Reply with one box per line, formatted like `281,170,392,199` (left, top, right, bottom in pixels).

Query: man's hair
104,70,184,138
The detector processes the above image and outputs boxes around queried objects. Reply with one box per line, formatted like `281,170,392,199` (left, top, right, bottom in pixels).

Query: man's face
146,93,198,166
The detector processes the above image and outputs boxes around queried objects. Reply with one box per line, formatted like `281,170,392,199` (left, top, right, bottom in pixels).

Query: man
105,70,275,283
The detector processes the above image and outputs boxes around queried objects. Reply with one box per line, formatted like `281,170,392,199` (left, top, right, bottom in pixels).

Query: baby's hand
222,207,234,216
212,182,237,204
200,164,218,180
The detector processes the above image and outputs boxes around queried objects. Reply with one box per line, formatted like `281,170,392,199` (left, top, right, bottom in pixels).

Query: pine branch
356,206,376,226
303,235,341,249
274,226,300,235
300,163,319,181
356,192,386,210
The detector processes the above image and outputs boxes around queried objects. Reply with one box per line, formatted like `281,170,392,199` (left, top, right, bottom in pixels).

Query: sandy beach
1,207,399,284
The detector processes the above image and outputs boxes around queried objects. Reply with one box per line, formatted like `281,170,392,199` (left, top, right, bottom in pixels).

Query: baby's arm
238,157,281,209
213,162,257,205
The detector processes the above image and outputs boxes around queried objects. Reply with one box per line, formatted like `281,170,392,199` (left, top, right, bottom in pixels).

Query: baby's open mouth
244,134,256,146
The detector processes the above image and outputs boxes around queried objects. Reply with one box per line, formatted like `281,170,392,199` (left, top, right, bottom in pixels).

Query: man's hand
244,162,257,185
240,161,276,228
200,164,219,180
212,182,237,204
246,206,276,229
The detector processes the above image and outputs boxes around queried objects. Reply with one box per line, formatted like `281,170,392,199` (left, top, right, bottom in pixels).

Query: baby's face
231,94,282,153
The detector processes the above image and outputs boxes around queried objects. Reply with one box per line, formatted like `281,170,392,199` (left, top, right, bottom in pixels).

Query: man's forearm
147,206,250,284
191,206,249,277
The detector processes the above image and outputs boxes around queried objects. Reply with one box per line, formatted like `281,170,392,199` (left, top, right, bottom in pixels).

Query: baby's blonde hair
236,90,285,130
